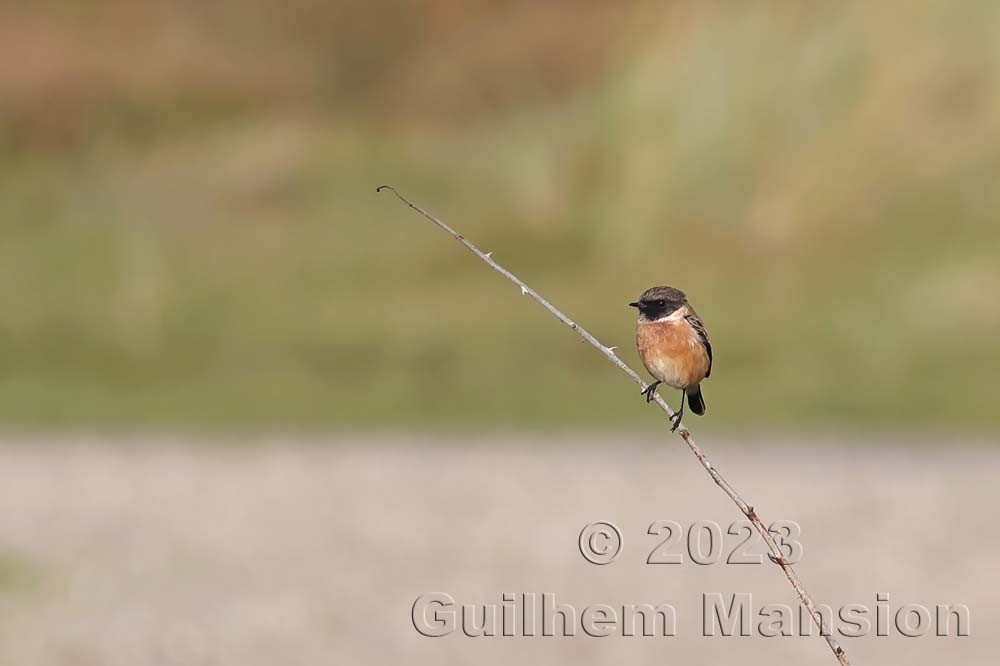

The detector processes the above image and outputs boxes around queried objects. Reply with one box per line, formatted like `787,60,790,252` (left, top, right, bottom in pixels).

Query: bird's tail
686,385,706,416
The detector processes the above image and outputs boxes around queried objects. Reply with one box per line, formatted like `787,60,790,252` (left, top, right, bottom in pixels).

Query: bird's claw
669,413,682,432
640,382,661,403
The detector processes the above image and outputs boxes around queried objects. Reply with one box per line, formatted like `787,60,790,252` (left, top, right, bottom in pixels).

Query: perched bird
629,286,712,431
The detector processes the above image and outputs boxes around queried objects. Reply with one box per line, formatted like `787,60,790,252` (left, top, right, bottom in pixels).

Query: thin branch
378,184,852,665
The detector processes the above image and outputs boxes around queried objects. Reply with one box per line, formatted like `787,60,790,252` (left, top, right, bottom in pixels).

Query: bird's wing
684,310,712,378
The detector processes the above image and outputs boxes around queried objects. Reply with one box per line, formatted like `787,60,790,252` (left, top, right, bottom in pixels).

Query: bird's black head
628,285,687,321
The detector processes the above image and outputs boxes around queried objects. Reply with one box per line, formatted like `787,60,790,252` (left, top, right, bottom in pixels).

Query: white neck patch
638,306,687,324
655,309,685,323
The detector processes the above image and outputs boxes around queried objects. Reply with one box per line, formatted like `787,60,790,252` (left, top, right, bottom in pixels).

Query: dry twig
378,184,852,665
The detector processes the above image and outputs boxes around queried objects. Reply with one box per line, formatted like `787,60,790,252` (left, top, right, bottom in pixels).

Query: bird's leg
641,380,662,403
670,389,686,432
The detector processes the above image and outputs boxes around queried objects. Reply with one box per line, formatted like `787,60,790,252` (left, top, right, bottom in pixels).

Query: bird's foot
669,411,684,433
641,381,661,403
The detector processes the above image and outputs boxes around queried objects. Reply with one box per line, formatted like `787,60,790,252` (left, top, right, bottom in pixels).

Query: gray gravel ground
0,435,995,665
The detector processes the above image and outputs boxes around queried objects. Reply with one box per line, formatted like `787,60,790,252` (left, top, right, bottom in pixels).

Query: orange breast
636,319,710,389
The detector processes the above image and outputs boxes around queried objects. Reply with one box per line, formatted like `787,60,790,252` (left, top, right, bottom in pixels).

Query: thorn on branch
768,552,790,566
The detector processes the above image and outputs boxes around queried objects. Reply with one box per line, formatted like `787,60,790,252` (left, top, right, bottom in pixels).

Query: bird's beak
628,301,641,309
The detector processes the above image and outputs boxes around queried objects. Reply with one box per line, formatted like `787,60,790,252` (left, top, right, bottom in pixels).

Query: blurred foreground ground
0,436,995,665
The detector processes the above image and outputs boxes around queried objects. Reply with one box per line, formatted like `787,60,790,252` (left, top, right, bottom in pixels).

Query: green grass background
2,1,999,430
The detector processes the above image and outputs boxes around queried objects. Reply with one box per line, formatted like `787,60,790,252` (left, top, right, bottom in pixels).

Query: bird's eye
658,300,666,307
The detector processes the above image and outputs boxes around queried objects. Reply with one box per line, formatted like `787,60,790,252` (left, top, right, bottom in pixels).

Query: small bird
629,286,712,432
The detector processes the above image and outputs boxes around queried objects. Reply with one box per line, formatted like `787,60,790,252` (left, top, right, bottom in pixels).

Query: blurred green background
2,0,999,431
